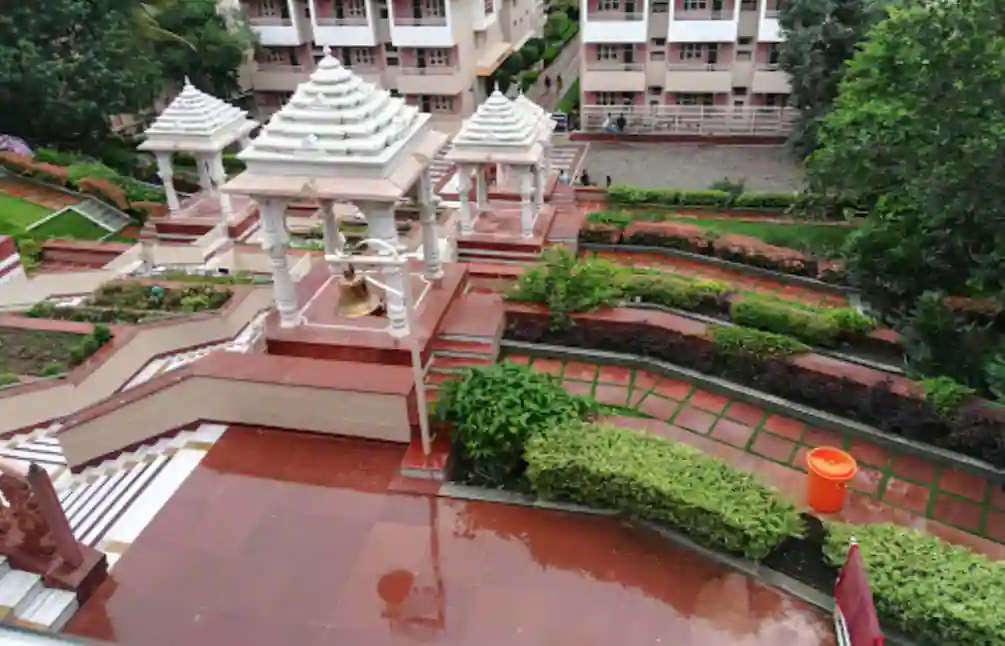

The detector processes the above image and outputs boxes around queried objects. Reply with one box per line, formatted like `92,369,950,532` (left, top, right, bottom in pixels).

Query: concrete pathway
525,33,581,112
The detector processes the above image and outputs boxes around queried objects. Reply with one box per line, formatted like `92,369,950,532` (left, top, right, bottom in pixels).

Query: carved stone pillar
258,198,300,328
534,161,545,209
196,155,214,194
418,169,443,280
154,152,180,212
364,203,409,337
475,165,488,213
519,166,534,238
318,199,344,274
457,164,474,235
210,154,234,222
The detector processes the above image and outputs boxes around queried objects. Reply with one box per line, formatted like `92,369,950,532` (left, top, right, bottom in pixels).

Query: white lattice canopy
138,78,258,153
224,48,447,202
446,89,542,165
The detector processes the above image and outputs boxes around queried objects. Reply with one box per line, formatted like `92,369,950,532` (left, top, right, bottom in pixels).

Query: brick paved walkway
0,177,78,210
508,354,1005,559
584,249,848,308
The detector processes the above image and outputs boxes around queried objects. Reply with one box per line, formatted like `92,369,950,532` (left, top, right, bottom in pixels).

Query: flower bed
24,282,232,324
580,214,848,283
504,304,1005,469
439,363,1004,645
508,249,899,361
0,323,112,381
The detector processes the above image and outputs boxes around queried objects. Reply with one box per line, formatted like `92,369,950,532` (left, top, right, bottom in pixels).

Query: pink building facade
578,0,795,133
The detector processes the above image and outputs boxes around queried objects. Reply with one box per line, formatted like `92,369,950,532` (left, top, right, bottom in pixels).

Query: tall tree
778,0,888,158
153,0,256,99
807,0,1005,315
0,0,163,147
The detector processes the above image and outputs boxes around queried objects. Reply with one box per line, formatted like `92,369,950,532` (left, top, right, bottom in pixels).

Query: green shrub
542,44,560,65
732,192,798,210
623,272,730,313
507,246,622,326
435,362,598,487
677,189,734,207
984,351,1005,402
558,20,579,45
585,210,633,230
921,376,975,416
609,185,800,211
826,307,877,336
520,70,540,91
34,148,84,167
544,10,570,40
491,70,513,94
501,51,525,76
41,363,66,377
730,299,842,348
0,373,19,387
710,324,810,358
824,523,1005,646
709,177,746,201
526,421,804,559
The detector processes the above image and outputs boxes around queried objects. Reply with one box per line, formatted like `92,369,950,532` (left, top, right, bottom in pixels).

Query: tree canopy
807,0,1005,315
0,0,253,149
778,0,889,157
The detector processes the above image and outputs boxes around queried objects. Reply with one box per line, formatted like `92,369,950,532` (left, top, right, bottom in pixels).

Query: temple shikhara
0,47,587,641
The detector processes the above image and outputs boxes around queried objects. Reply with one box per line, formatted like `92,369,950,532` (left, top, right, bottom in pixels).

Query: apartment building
243,0,544,127
579,0,793,133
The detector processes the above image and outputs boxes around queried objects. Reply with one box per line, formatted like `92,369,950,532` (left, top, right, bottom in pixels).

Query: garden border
580,242,857,301
437,481,919,646
499,339,1005,482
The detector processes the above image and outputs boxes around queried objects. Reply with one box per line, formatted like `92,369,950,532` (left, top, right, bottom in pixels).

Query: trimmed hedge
825,523,1005,646
608,185,800,211
525,421,804,559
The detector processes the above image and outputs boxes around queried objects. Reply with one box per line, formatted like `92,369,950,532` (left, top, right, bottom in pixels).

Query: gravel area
580,141,803,192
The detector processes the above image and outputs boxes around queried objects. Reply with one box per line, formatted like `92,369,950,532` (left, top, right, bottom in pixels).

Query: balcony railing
394,15,448,26
757,61,781,71
581,104,798,135
586,60,645,71
256,63,310,72
674,8,733,19
764,8,779,17
315,15,369,25
345,62,381,73
399,65,457,75
587,10,645,20
667,61,729,71
249,16,294,26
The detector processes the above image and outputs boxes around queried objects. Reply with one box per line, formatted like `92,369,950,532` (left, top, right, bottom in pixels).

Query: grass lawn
28,211,111,241
668,216,854,256
0,192,55,232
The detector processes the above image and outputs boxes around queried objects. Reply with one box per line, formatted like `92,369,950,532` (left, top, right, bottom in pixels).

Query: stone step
0,568,43,622
428,354,493,373
429,337,495,358
12,588,78,632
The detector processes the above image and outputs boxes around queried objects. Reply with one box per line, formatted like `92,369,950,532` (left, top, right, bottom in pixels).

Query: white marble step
0,567,43,620
14,588,77,632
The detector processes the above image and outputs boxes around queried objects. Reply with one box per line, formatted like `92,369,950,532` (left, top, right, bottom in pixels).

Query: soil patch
0,326,86,376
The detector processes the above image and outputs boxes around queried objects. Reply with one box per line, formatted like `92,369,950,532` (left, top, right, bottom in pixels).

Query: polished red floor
65,427,835,646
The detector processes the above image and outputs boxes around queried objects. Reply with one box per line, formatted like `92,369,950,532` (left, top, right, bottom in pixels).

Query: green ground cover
672,217,853,256
28,211,110,241
0,193,54,233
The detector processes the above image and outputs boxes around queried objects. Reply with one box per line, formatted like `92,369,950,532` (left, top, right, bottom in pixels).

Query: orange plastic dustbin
806,447,858,514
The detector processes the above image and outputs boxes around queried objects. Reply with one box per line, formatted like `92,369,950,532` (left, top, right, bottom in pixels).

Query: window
620,91,635,105
766,43,781,65
598,0,620,10
650,50,665,61
652,0,669,11
420,95,454,113
738,36,752,45
736,50,751,60
648,86,663,95
675,93,713,105
262,48,290,65
682,0,706,9
427,48,450,66
484,0,494,13
679,43,701,60
420,0,446,17
595,92,617,106
385,43,398,52
740,0,756,9
596,45,618,60
344,0,366,17
350,47,374,66
651,37,666,46
732,86,747,95
764,93,789,106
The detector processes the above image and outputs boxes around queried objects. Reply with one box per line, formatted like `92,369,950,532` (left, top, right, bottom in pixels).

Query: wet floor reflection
64,427,835,646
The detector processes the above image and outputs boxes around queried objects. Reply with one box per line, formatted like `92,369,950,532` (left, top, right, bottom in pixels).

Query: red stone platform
148,193,258,242
265,261,468,367
458,203,557,255
437,170,559,203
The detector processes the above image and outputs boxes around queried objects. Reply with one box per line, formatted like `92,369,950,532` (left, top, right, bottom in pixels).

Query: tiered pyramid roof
514,90,556,143
446,89,542,165
139,79,258,153
224,48,447,202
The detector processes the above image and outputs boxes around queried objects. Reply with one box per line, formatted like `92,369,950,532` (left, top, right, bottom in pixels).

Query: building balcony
759,4,782,41
582,61,646,92
673,8,732,20
584,10,648,42
396,66,468,95
751,67,790,94
250,64,313,92
667,15,737,41
389,10,454,46
247,5,312,45
312,13,377,44
665,61,732,92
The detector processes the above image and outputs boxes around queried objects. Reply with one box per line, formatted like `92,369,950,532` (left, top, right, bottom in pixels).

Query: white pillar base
259,198,300,327
154,153,180,212
458,165,474,236
419,170,443,280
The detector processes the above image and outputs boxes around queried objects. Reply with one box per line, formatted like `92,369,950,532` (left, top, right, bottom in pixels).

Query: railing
399,65,458,75
667,61,729,71
580,104,798,136
315,15,369,25
394,15,448,25
248,16,294,26
674,8,733,19
586,10,645,20
585,61,645,72
255,63,309,73
345,62,381,73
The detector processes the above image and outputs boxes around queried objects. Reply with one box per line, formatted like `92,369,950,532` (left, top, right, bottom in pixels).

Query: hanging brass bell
336,264,383,318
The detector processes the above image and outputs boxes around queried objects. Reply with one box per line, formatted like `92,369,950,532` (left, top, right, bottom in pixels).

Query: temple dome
451,89,538,150
139,78,257,152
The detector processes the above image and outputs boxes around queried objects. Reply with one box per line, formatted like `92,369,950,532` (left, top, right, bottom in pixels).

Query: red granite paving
0,177,78,210
66,427,836,646
585,250,847,308
513,354,1005,558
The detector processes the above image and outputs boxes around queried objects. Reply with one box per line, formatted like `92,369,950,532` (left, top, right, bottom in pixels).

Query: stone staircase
0,424,226,631
423,291,505,397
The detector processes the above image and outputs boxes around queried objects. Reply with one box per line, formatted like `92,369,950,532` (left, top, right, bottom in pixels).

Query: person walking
558,169,569,185
556,75,564,93
616,112,627,133
544,75,552,94
580,168,591,186
606,175,613,188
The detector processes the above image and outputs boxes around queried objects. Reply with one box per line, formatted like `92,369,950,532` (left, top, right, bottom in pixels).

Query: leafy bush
491,70,513,94
40,362,66,377
732,192,799,210
0,373,19,387
33,148,84,167
709,177,745,200
824,523,1005,646
709,324,810,358
520,70,540,91
731,300,841,347
608,185,798,211
522,37,545,64
544,10,570,40
525,421,804,559
68,324,113,366
623,272,730,314
508,246,622,326
501,51,525,76
921,376,975,417
90,282,231,312
435,362,598,487
985,351,1005,402
585,210,633,230
542,44,560,65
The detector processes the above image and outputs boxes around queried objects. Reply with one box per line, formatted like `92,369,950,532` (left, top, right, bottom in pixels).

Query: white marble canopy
138,78,258,154
225,47,447,202
514,90,556,144
446,89,542,166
